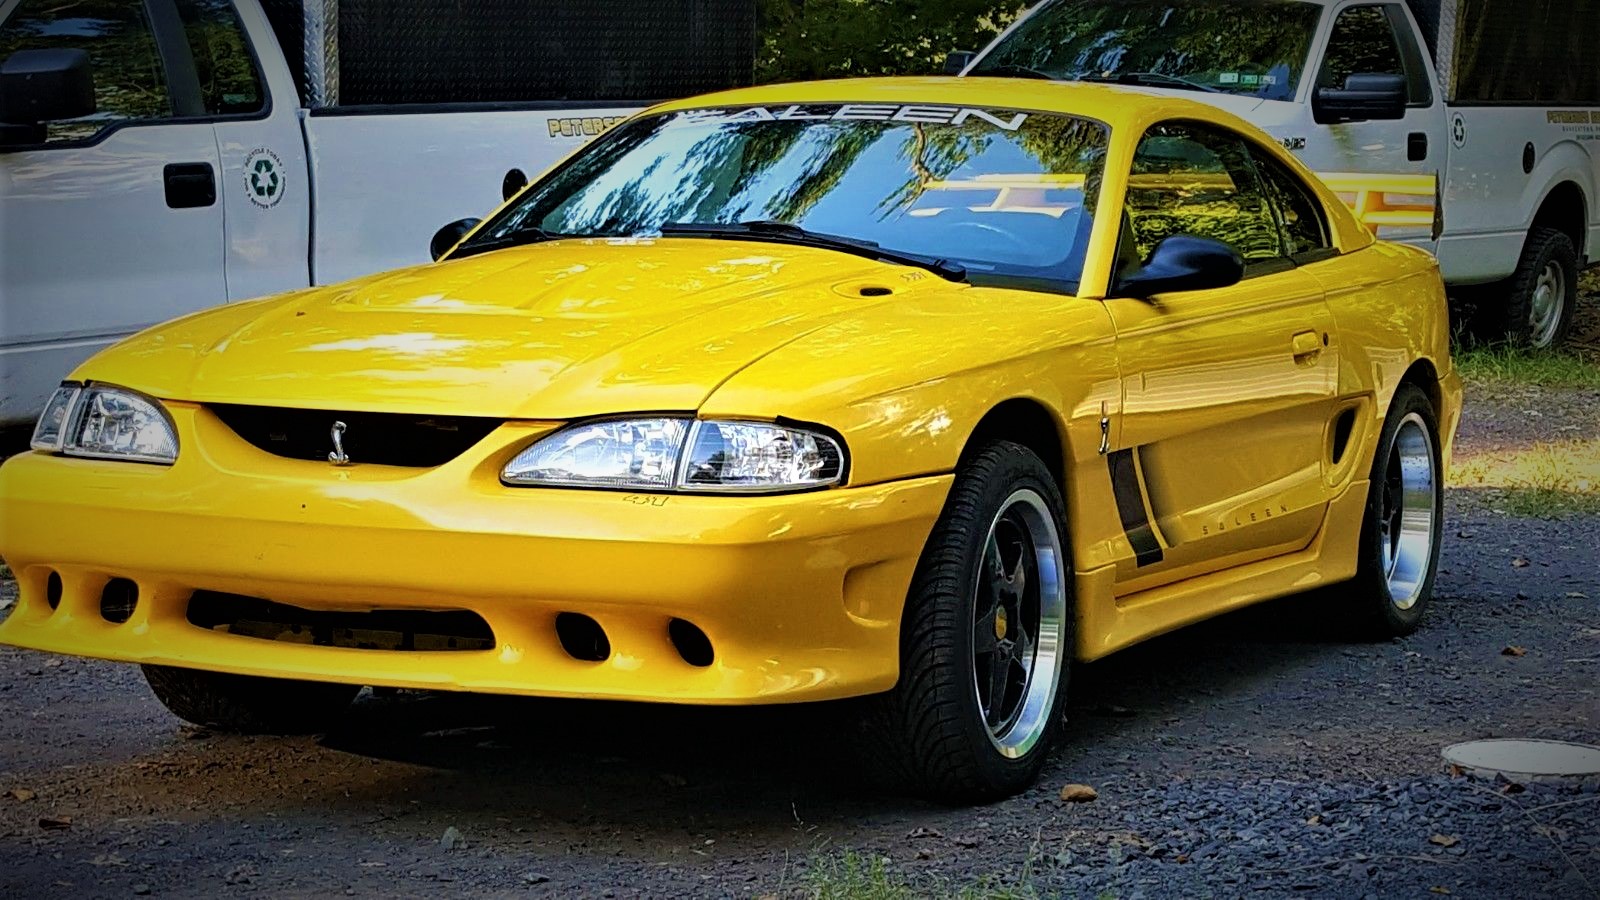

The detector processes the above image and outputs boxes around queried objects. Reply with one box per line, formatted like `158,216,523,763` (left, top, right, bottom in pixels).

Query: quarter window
1249,149,1331,259
176,0,265,115
0,0,174,143
1123,122,1283,267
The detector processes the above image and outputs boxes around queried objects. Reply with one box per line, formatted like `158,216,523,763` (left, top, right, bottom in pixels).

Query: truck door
1304,2,1447,250
0,0,225,425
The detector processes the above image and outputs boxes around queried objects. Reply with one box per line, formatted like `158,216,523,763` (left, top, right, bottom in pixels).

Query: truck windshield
971,0,1324,102
463,105,1110,294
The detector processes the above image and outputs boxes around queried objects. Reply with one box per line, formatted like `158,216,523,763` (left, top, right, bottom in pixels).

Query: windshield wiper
657,220,967,282
454,224,571,258
968,63,1059,81
1081,71,1222,94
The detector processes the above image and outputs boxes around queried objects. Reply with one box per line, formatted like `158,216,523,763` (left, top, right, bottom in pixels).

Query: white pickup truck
955,0,1598,348
0,0,755,426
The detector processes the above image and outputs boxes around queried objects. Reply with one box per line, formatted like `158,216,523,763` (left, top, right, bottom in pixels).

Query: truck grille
210,405,500,468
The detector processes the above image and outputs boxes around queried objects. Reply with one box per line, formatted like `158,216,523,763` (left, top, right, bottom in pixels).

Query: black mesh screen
259,0,755,107
1450,0,1600,103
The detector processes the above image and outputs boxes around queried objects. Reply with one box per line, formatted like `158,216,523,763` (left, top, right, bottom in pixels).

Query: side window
0,0,173,143
1319,5,1429,104
1249,150,1332,259
1124,122,1282,267
175,0,264,115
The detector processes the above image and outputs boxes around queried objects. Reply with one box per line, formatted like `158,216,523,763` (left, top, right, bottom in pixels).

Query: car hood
80,239,954,420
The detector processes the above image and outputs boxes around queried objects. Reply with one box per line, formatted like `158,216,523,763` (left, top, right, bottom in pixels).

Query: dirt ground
1,346,1598,898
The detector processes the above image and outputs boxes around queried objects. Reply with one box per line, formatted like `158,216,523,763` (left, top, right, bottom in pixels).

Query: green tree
756,0,1027,82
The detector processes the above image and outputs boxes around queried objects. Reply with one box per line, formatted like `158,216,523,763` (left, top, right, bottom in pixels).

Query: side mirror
430,217,481,261
943,51,975,75
502,167,528,201
1115,235,1243,300
1311,73,1406,125
0,48,95,145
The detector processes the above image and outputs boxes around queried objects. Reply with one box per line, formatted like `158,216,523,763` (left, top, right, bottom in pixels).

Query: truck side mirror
1311,73,1406,125
502,167,528,201
943,51,975,75
430,217,481,261
0,48,95,139
1114,235,1243,300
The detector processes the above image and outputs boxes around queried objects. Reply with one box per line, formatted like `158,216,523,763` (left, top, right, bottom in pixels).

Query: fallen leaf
1430,887,1452,895
1304,815,1322,826
6,788,35,802
38,815,71,830
906,826,943,839
1502,646,1527,657
87,853,127,868
520,872,550,885
1059,784,1098,803
1501,782,1526,795
1567,592,1589,599
1429,834,1459,848
1512,557,1530,568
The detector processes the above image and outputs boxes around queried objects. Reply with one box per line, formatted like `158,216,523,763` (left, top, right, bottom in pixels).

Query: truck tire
1498,226,1578,348
859,441,1072,803
142,664,360,734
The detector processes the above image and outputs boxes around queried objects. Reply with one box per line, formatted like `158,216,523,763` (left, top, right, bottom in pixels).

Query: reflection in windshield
972,0,1324,101
470,105,1110,293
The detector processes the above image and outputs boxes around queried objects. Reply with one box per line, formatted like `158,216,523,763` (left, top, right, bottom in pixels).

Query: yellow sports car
0,78,1460,802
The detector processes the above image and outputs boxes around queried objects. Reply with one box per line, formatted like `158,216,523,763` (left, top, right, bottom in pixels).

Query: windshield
465,104,1111,293
972,0,1324,101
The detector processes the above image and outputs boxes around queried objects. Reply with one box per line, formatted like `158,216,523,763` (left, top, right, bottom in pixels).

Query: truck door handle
1292,330,1324,363
1407,132,1427,162
164,162,216,209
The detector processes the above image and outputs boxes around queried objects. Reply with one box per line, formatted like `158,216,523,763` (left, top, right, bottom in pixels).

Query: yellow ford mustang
0,78,1460,802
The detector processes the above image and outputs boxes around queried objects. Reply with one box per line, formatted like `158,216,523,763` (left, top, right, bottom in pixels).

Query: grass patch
1450,438,1600,518
801,850,1060,900
1453,345,1600,389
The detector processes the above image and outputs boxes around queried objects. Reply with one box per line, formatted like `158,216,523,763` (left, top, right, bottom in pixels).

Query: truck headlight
502,418,845,492
31,383,179,465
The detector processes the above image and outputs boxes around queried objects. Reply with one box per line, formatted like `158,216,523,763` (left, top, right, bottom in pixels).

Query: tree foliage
755,0,1027,83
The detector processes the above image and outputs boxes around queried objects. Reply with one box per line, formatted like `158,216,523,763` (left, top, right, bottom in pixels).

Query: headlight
502,417,845,493
31,383,179,465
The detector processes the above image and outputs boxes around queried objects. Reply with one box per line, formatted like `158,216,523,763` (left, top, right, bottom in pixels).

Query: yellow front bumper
0,406,950,704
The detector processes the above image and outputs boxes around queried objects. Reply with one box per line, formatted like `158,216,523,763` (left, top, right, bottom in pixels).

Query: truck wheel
861,441,1072,803
1345,384,1443,638
1500,226,1578,348
142,664,360,734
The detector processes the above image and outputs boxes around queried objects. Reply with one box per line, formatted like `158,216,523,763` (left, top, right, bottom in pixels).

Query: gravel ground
1,381,1597,899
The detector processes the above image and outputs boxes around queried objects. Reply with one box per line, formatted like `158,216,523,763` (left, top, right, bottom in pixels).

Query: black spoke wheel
858,440,1072,803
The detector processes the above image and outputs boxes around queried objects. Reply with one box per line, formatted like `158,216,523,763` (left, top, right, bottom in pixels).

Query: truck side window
1124,122,1282,268
175,0,265,115
0,0,173,143
1319,5,1429,105
1249,151,1332,260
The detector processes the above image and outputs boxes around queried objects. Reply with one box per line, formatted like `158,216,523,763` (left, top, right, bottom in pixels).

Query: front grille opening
210,405,501,468
668,618,714,667
555,612,610,662
46,571,62,611
187,591,494,651
1331,409,1357,465
100,578,139,624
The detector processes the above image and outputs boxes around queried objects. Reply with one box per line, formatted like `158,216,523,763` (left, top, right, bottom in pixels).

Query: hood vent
210,405,501,468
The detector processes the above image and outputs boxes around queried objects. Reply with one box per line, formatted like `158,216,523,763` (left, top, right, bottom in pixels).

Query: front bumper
0,404,950,704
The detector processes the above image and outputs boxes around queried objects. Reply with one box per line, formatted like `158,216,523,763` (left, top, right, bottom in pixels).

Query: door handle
1292,330,1324,363
1407,131,1428,162
164,162,216,209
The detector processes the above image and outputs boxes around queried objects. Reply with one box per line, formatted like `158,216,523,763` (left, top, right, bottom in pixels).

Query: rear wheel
1496,227,1578,348
861,441,1072,803
1347,384,1443,638
142,665,360,733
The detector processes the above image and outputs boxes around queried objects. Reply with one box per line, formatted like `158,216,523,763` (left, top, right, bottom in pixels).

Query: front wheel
1348,383,1444,637
861,441,1072,803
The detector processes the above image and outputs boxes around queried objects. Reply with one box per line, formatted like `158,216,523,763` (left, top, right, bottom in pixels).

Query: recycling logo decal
243,147,285,208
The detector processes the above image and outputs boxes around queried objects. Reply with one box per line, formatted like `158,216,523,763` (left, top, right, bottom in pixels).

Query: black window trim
0,0,274,154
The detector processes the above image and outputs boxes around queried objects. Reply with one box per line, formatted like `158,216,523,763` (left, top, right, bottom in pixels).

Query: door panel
1106,267,1339,594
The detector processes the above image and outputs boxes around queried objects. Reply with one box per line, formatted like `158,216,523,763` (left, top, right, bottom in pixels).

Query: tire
142,664,360,734
1495,226,1579,349
859,441,1073,804
1347,383,1444,638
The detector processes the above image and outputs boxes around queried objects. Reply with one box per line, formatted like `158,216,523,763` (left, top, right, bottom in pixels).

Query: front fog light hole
668,618,714,667
555,612,610,662
100,578,139,624
46,571,63,610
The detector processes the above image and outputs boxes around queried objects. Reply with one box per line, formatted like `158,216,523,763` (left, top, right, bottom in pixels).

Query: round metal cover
1443,739,1600,784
